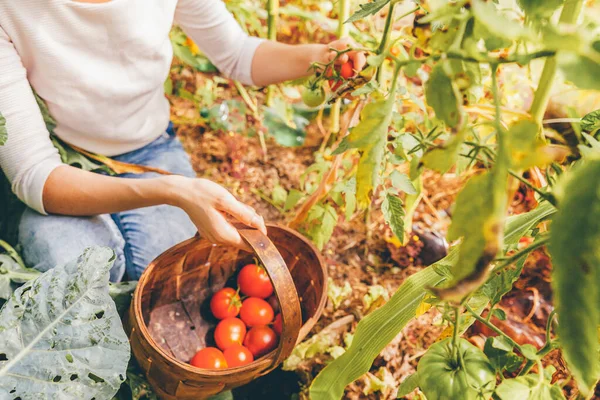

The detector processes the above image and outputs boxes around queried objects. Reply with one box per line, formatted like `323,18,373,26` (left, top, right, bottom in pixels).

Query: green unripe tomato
302,86,326,108
417,338,496,400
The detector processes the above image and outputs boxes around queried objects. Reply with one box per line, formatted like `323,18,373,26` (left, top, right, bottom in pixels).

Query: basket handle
235,225,303,369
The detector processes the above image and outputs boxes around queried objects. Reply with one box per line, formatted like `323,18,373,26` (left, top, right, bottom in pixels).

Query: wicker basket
125,224,327,399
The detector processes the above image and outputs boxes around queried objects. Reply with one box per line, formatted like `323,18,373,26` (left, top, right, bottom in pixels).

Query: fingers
205,209,254,252
351,50,367,72
215,193,268,235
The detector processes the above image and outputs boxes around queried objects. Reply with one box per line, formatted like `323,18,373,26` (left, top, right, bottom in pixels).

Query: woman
0,0,365,281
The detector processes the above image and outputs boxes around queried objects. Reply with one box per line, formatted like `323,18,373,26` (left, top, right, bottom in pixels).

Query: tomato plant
244,326,279,358
214,317,247,351
189,347,228,370
237,264,274,299
240,297,275,327
210,287,242,320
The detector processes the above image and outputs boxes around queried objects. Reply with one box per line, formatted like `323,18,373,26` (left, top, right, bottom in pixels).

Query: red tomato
273,313,282,336
267,295,280,314
189,347,228,369
237,264,273,299
210,288,241,320
223,345,254,368
244,326,279,358
324,66,341,92
340,61,354,79
240,297,274,327
214,318,247,351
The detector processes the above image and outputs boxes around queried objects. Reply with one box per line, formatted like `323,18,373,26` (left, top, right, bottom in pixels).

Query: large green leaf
506,120,558,169
309,202,560,400
425,64,463,129
0,112,6,146
421,128,467,173
548,158,600,396
0,247,130,399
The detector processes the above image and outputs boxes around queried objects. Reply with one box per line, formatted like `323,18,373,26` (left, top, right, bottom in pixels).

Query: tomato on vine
339,60,354,79
214,317,247,350
240,297,274,326
302,86,326,107
238,264,273,299
189,347,228,369
210,287,241,320
417,338,496,400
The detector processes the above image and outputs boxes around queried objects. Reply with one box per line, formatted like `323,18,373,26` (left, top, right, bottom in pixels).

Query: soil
169,68,577,399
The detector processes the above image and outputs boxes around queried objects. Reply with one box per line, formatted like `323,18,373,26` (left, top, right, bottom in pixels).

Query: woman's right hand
164,175,267,252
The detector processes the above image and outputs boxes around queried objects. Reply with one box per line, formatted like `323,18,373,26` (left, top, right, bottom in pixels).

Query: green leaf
34,92,57,133
263,107,308,147
382,194,405,241
520,344,539,361
581,109,600,132
108,281,137,319
447,172,498,281
481,258,526,307
503,201,556,248
284,189,304,212
164,77,173,96
472,19,513,51
0,247,130,399
0,113,6,146
396,373,419,398
0,254,40,301
579,132,600,159
472,0,533,41
558,52,600,91
271,185,288,206
496,374,566,400
346,0,390,23
425,63,463,128
517,0,564,18
341,178,357,220
390,171,417,194
548,158,600,396
50,136,111,173
421,128,467,173
308,204,338,250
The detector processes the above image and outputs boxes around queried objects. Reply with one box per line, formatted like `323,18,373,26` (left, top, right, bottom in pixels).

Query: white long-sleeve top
0,0,263,214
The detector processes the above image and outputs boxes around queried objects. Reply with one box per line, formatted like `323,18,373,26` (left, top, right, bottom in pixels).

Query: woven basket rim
131,223,328,376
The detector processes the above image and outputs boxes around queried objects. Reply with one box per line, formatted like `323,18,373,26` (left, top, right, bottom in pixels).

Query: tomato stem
465,304,525,355
265,0,279,107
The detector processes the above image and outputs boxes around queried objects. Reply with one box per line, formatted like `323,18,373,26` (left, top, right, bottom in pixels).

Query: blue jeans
18,125,197,281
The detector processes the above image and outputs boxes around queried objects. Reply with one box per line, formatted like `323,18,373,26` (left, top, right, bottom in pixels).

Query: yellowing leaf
506,120,568,169
334,93,395,208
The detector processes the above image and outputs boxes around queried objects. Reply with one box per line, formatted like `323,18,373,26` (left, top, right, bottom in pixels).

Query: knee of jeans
18,209,127,283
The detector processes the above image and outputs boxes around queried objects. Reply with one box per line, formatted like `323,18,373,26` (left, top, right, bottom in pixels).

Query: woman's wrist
155,175,189,208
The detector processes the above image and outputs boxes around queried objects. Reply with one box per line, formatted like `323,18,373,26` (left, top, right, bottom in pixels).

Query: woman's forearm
43,165,173,216
251,42,328,86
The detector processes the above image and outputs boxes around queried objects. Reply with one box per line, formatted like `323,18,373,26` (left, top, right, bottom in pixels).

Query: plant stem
330,0,350,135
529,0,584,124
0,239,26,269
465,304,525,354
452,306,460,360
492,235,550,273
508,170,557,206
265,0,279,107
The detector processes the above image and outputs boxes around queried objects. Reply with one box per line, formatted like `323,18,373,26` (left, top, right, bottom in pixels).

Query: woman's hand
165,175,267,252
323,37,367,72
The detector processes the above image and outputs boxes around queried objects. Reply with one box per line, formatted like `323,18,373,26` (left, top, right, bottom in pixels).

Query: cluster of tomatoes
188,263,282,370
301,60,356,108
